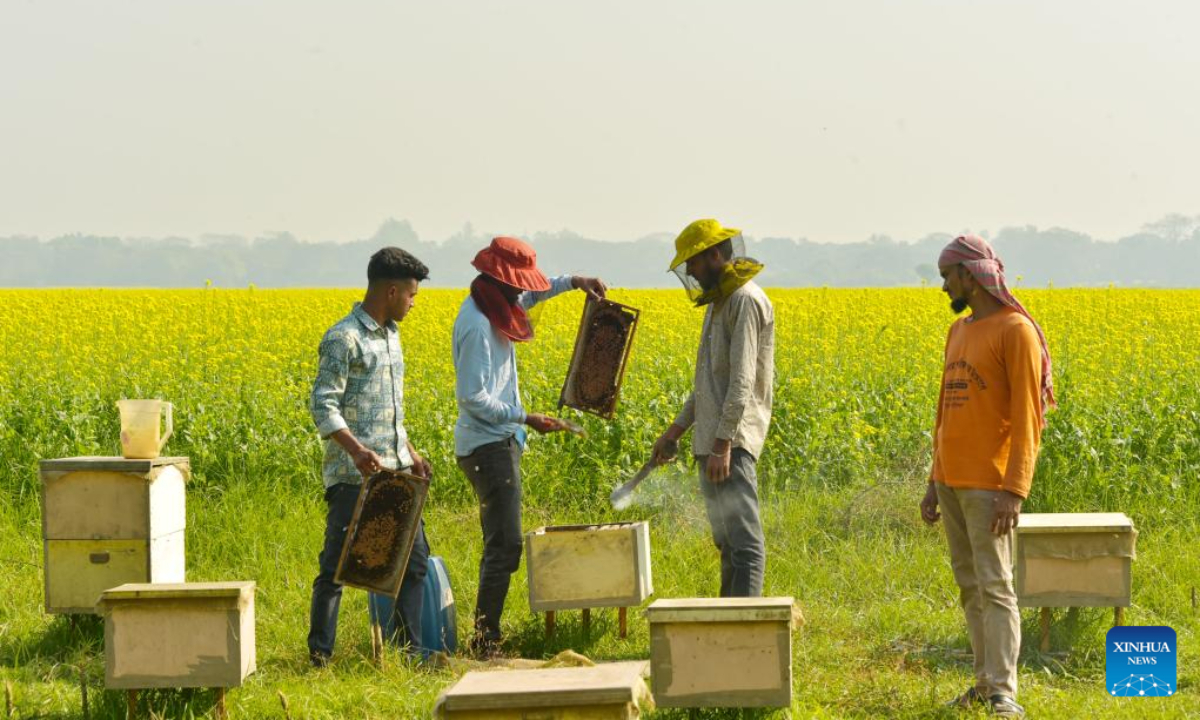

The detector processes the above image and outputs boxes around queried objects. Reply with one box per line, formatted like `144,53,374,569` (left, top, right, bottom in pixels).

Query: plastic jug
117,399,173,459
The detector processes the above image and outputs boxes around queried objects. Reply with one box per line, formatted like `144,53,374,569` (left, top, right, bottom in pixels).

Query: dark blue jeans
698,448,766,597
307,482,429,659
457,436,523,644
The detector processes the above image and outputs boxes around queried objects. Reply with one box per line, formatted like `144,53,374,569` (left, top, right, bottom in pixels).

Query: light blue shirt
452,275,575,456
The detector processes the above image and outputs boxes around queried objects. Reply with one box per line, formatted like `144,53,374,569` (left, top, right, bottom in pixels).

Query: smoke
612,464,709,535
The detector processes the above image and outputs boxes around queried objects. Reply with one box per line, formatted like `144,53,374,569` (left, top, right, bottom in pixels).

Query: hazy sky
2,1,1197,244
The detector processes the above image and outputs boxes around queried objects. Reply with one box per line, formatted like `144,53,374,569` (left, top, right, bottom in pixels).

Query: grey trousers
697,448,766,597
457,436,524,643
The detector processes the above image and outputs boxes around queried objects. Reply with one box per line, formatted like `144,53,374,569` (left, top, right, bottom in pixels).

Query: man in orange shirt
920,235,1055,719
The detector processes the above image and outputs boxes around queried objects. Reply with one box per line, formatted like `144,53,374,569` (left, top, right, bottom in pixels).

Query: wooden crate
39,456,188,614
526,523,652,612
646,597,796,708
1016,512,1137,608
434,661,649,719
97,582,256,690
335,468,429,596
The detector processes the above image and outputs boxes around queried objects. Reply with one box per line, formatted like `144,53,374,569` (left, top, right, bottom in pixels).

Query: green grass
3,475,1197,718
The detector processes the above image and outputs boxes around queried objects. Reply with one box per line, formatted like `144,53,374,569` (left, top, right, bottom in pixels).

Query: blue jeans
698,448,766,597
307,482,429,659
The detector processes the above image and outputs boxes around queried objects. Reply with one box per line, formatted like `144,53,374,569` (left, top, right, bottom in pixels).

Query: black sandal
944,687,988,709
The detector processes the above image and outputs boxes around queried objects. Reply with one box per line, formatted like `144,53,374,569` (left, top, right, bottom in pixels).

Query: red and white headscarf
940,235,1057,419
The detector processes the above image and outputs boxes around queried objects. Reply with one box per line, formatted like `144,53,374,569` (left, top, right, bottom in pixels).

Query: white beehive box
646,597,796,708
526,522,652,612
434,661,650,720
1015,512,1137,608
39,456,188,614
97,582,256,689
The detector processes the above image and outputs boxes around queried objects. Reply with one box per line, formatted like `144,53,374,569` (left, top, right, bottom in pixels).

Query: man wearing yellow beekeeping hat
651,219,775,597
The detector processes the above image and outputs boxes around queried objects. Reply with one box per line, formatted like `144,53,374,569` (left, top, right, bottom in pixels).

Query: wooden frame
558,297,640,419
334,469,429,596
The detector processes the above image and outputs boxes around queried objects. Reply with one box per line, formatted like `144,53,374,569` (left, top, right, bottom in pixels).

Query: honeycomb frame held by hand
334,468,429,596
558,297,640,420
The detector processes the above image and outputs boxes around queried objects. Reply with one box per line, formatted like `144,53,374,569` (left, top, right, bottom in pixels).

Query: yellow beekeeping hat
669,219,742,271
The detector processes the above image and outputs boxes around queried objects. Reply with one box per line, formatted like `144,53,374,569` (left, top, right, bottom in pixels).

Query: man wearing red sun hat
452,235,607,657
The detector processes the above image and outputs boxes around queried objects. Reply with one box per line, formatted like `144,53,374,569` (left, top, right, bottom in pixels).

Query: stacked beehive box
39,457,188,614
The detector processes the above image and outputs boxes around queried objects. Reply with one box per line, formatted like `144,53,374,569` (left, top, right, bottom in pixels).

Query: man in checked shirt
307,247,434,667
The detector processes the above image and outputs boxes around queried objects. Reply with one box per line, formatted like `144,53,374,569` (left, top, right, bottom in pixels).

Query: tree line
3,214,1199,288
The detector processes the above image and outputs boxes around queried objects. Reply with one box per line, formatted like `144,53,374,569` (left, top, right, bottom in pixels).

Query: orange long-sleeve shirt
930,307,1045,498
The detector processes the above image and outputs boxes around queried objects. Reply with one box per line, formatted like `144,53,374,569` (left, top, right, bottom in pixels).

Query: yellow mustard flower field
1,288,1197,718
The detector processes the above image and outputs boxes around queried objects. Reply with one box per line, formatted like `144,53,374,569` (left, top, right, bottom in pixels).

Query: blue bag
368,555,457,657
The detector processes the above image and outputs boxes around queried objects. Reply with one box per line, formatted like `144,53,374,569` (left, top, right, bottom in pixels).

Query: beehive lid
40,456,190,474
98,582,255,603
437,661,649,712
646,596,795,623
1017,513,1135,534
530,522,644,534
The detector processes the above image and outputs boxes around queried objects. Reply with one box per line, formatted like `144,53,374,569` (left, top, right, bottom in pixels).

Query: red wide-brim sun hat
471,236,551,292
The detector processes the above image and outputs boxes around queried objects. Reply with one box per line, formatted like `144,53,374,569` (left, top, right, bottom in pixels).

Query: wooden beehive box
434,661,650,720
526,522,653,612
1015,512,1137,608
559,297,639,419
646,597,796,708
335,468,430,596
97,582,256,689
39,456,188,614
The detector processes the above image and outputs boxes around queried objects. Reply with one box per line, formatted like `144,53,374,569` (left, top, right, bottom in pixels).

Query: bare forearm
663,422,688,441
329,429,366,456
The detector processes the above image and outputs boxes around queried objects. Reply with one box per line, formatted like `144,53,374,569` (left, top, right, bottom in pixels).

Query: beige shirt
674,280,775,459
